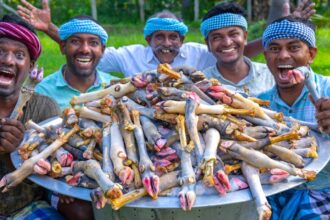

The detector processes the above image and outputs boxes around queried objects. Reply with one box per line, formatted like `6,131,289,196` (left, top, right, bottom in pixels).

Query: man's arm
244,0,315,58
17,0,60,43
315,97,330,135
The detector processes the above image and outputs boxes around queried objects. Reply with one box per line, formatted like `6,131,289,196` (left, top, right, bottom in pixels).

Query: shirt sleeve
97,47,123,73
22,93,61,124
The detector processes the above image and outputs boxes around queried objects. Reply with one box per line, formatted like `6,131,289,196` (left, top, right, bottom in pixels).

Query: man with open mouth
0,14,64,220
35,16,116,111
16,0,312,78
33,16,117,220
259,16,330,219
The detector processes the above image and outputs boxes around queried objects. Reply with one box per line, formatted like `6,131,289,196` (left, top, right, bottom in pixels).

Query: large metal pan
11,117,330,209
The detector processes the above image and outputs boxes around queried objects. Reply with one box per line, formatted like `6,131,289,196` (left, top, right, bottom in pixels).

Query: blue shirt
35,66,115,110
258,70,330,190
203,57,275,97
98,42,216,77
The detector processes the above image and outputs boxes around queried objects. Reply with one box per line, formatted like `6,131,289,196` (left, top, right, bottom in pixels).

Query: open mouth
220,48,236,53
0,69,15,86
161,49,172,53
277,64,294,81
76,57,92,64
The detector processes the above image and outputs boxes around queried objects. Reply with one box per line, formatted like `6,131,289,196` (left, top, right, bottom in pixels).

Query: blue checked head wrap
200,13,248,38
262,19,316,49
143,17,188,38
59,18,108,45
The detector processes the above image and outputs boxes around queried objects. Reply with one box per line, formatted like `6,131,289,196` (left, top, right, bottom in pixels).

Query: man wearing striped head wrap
201,2,275,97
0,14,64,219
258,16,330,219
17,0,313,77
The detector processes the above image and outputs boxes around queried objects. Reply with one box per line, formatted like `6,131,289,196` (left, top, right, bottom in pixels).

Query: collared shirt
203,57,275,97
258,70,330,190
35,66,115,110
97,42,216,77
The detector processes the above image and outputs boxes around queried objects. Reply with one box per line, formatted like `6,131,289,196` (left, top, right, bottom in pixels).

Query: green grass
37,23,330,77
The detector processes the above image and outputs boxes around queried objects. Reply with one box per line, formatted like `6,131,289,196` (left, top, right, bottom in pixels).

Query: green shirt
35,66,115,111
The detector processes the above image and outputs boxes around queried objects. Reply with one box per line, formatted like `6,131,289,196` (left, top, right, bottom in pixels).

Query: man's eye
71,39,80,44
269,47,279,52
90,41,99,46
290,45,300,51
16,52,25,59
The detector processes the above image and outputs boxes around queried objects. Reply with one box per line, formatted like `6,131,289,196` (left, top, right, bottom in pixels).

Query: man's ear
205,38,211,52
244,31,248,45
29,61,36,72
179,36,185,44
59,41,66,55
101,44,105,53
145,35,152,45
308,47,318,65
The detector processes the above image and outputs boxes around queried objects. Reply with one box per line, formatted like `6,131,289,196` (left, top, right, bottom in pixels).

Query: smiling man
35,16,115,110
201,2,274,97
258,16,330,219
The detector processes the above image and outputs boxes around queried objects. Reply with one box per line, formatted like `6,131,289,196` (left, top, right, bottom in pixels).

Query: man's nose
0,52,15,65
222,36,233,46
79,42,90,53
278,48,290,60
163,37,172,47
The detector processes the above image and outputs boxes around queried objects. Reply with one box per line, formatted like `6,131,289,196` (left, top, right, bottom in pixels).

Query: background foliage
2,0,330,77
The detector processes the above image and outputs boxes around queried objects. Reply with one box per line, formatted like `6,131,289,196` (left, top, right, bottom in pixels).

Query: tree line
1,0,329,25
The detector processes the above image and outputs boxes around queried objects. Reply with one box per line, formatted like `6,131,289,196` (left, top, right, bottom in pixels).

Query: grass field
37,23,330,77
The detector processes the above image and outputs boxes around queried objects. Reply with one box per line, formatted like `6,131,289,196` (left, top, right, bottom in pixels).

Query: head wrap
0,22,41,60
262,19,316,49
143,17,188,38
59,19,108,45
200,13,248,38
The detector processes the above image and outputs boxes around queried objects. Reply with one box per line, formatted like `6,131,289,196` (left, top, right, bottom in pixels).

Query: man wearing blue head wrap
34,16,116,220
18,0,314,78
258,16,330,219
201,2,275,97
35,15,115,110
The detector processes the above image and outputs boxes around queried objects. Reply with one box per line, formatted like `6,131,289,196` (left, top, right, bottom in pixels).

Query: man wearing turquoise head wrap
35,15,115,110
201,2,274,97
34,16,116,220
17,0,314,78
258,16,330,219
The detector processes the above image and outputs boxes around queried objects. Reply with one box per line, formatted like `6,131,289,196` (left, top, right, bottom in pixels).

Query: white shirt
203,57,275,97
98,42,216,77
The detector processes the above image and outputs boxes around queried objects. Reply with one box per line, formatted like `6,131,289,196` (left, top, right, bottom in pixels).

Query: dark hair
149,10,182,22
1,14,36,35
202,2,246,22
70,15,101,25
269,15,316,31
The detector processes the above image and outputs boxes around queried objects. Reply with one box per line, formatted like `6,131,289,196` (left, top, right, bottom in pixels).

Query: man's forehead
269,38,305,46
68,33,101,41
209,26,245,35
0,37,29,49
152,30,180,36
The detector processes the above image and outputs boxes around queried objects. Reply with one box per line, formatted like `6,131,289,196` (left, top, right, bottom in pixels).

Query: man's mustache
154,45,180,54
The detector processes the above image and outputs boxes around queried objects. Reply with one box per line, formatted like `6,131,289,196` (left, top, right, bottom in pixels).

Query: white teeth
76,58,91,63
221,48,235,53
161,49,170,53
278,64,294,69
0,70,13,75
